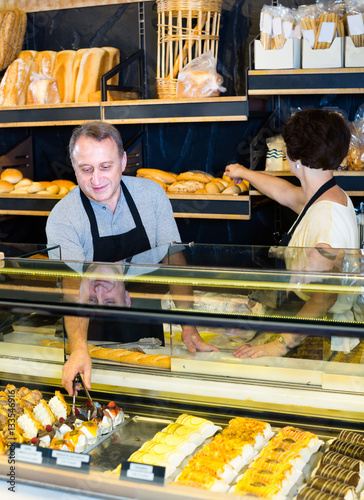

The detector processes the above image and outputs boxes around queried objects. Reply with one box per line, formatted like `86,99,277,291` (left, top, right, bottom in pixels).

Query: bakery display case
0,243,364,499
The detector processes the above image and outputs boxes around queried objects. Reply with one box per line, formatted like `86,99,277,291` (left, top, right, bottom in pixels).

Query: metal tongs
72,372,95,417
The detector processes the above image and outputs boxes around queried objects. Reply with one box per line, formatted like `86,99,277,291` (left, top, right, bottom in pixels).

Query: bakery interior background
0,0,362,247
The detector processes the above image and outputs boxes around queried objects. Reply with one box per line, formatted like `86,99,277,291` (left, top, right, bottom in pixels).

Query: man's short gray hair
69,121,124,166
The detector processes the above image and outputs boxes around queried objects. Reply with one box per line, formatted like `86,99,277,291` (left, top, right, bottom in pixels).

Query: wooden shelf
247,68,364,95
102,97,248,124
0,192,250,220
3,1,149,13
0,97,248,127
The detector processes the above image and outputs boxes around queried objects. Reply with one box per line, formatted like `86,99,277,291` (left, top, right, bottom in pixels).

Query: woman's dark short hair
282,109,351,171
69,121,124,165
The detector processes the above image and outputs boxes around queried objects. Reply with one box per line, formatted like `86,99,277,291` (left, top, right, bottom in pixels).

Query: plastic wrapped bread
0,51,38,106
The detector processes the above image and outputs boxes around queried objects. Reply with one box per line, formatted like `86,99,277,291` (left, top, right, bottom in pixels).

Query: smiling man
46,121,217,396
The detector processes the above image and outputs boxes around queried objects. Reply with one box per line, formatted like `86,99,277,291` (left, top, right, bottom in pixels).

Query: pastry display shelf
247,67,364,96
0,97,248,128
0,192,250,220
249,171,364,197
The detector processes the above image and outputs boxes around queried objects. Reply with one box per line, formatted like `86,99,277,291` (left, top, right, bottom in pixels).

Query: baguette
74,47,108,103
136,174,167,191
177,171,213,183
137,168,177,185
34,51,57,77
15,10,27,58
52,50,76,103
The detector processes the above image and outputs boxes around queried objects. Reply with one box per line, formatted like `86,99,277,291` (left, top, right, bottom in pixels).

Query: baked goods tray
86,414,327,495
87,415,175,472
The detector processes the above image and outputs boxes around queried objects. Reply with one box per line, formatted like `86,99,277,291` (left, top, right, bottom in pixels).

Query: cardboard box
302,37,344,69
254,38,300,70
345,36,364,67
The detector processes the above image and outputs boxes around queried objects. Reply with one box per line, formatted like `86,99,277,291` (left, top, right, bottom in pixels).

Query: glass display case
0,243,363,499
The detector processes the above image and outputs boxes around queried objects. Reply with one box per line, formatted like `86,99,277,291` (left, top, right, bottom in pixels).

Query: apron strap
286,177,337,240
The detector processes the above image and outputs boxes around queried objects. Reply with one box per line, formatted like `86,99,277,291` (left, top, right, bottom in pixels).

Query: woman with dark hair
224,108,358,358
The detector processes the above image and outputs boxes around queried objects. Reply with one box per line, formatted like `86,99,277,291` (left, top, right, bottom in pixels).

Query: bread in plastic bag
265,134,290,171
176,51,226,98
27,72,61,105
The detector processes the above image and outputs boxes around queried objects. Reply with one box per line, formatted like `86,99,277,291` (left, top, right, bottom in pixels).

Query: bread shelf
247,68,364,95
0,192,251,220
4,0,150,13
0,97,248,127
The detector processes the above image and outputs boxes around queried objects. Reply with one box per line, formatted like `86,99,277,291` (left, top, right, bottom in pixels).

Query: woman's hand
224,163,247,183
233,339,288,359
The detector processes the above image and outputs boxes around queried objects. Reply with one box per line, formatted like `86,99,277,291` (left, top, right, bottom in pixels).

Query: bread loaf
15,10,27,59
0,180,14,193
221,185,241,195
27,182,45,194
52,50,76,103
102,46,120,86
51,179,76,189
40,339,171,368
205,181,221,194
15,178,32,188
177,171,213,183
137,168,177,185
74,48,108,103
0,10,17,71
136,175,167,191
1,168,23,184
3,9,20,69
70,48,88,102
58,186,69,196
0,52,38,106
167,180,205,193
11,187,29,194
46,184,60,194
34,51,57,77
27,75,60,105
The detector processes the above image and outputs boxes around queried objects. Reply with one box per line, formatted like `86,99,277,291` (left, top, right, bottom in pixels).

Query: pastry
48,391,71,420
103,401,124,428
162,423,205,446
37,425,56,448
306,476,357,499
175,414,221,439
152,431,197,456
33,399,56,426
313,465,361,487
63,429,87,453
17,408,43,440
128,450,176,478
319,451,363,474
338,431,364,447
78,421,100,445
174,469,229,492
297,485,340,500
53,417,73,438
49,437,72,451
139,441,184,467
327,440,364,461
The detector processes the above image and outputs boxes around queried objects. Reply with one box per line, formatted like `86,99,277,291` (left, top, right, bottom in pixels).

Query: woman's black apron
79,180,164,343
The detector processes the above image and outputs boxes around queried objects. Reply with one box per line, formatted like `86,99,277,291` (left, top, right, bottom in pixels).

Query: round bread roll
27,182,46,194
51,179,76,188
11,187,29,194
46,184,60,194
0,180,14,193
39,181,53,189
177,171,213,184
205,181,221,194
15,178,32,188
58,186,69,196
195,188,207,194
69,184,77,191
1,168,23,184
214,178,228,188
236,181,249,192
221,185,241,195
210,179,225,191
167,180,204,193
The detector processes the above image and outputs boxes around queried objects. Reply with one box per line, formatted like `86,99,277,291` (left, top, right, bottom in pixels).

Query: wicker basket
156,0,222,99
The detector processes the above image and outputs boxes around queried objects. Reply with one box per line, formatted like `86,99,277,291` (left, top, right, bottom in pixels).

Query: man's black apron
79,180,164,343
